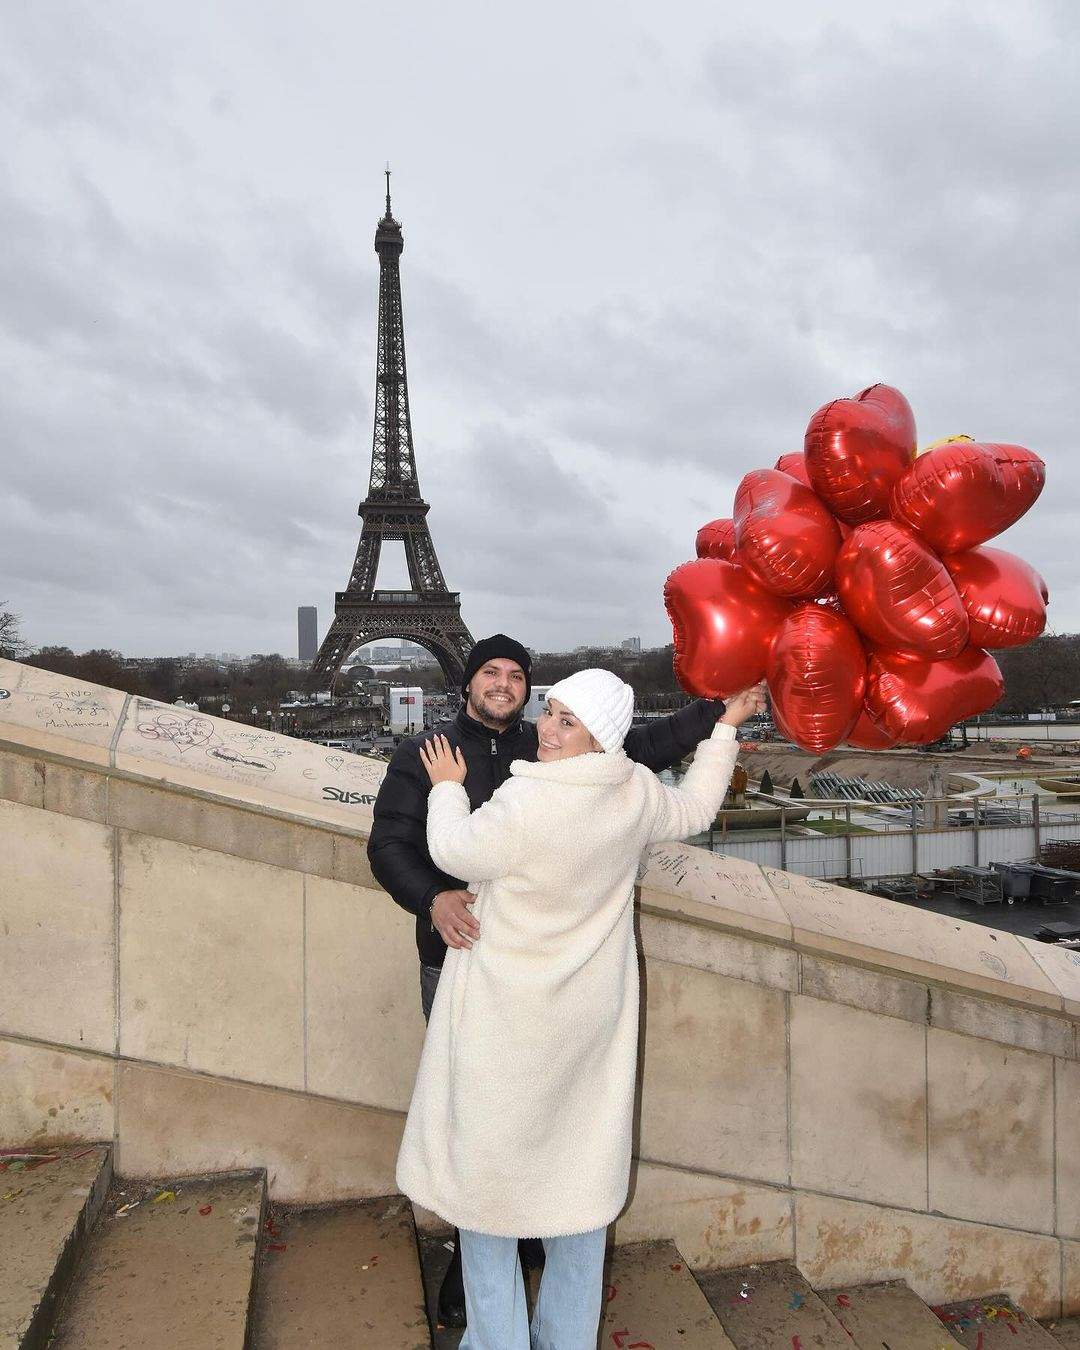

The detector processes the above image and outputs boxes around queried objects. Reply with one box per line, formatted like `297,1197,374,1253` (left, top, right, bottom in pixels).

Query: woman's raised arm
647,683,766,844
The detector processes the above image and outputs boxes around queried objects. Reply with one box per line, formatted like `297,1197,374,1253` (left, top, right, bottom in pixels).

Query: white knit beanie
545,669,635,754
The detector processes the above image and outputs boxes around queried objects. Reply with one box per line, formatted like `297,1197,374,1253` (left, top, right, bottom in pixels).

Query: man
367,634,725,1326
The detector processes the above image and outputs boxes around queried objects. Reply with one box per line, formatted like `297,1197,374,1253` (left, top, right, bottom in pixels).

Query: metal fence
697,793,1080,881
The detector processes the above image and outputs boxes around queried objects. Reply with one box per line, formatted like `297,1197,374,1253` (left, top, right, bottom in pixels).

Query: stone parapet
3,657,1080,1314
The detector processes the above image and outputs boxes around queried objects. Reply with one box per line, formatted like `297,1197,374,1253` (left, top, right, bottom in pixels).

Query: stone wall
2,659,1080,1316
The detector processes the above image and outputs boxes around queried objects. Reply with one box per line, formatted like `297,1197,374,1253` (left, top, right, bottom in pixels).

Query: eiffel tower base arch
306,597,474,695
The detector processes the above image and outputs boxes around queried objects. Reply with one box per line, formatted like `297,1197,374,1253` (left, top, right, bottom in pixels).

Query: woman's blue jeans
458,1225,607,1350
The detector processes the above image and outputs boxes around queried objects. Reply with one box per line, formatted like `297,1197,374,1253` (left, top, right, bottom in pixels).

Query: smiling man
366,632,726,1328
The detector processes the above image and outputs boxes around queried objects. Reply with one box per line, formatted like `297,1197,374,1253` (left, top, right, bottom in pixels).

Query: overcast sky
1,1,1077,660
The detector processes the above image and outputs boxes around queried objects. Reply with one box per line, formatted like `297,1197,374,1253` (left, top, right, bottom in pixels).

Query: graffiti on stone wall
122,698,385,807
640,841,780,906
131,701,291,779
136,710,216,752
0,667,388,816
21,687,114,731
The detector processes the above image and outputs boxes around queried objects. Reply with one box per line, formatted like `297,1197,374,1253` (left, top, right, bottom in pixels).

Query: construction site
674,719,1080,948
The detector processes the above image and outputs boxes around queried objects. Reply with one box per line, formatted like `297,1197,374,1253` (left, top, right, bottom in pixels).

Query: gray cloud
0,0,1076,660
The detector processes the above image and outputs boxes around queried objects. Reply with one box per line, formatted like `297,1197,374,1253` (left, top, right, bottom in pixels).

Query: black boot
437,1232,467,1329
518,1237,546,1275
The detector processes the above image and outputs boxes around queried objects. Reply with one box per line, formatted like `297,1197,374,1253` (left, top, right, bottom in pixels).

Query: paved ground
418,1233,462,1349
251,1197,429,1350
743,745,1050,794
896,887,1080,940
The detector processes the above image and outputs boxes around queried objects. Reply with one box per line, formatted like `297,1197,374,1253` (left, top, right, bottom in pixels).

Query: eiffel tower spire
306,179,475,693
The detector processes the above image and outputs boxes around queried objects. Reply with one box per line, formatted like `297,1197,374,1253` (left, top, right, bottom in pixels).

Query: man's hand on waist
430,889,479,950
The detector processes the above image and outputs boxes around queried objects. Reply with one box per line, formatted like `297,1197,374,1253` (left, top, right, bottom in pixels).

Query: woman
396,668,765,1349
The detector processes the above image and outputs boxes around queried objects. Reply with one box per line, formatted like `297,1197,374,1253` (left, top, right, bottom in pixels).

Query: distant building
400,639,438,666
297,607,318,663
389,686,424,735
622,636,642,653
524,685,552,723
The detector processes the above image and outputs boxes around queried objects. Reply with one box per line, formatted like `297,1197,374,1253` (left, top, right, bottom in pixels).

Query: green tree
24,645,81,677
178,661,227,707
74,649,130,689
996,635,1080,713
141,657,183,704
229,653,296,709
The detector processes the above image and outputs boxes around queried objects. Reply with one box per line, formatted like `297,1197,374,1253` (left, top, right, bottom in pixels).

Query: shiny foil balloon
664,558,793,699
766,606,866,752
835,520,969,658
845,707,901,749
695,517,737,561
890,441,1039,553
943,546,1049,649
733,468,842,598
985,442,1046,516
774,452,812,486
805,384,917,523
865,647,1004,745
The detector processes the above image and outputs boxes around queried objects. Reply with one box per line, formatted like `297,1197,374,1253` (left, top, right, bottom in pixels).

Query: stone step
47,1170,266,1349
1042,1318,1080,1348
599,1241,737,1348
821,1280,963,1348
932,1295,1060,1347
0,1144,111,1350
696,1260,852,1348
249,1195,430,1349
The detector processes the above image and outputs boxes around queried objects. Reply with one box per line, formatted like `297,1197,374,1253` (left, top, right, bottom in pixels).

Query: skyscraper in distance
298,606,318,663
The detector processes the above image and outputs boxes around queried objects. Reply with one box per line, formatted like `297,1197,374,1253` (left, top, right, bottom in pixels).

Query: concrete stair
249,1195,429,1349
6,1141,1080,1350
599,1240,737,1347
48,1168,266,1349
0,1145,111,1350
696,1260,853,1347
1043,1319,1080,1347
822,1279,965,1347
933,1295,1062,1346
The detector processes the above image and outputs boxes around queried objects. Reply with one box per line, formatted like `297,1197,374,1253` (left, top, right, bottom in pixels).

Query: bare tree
996,635,1080,712
0,604,28,660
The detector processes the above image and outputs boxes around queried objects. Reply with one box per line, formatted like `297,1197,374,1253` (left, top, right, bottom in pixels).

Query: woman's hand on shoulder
719,682,768,728
420,733,468,786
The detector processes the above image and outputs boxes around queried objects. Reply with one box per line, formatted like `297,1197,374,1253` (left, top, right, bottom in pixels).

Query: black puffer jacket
367,699,726,966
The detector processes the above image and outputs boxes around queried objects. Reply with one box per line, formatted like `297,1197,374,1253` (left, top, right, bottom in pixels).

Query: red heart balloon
767,605,866,752
665,558,793,699
695,517,737,560
984,442,1046,517
942,546,1049,649
890,441,1045,553
805,384,917,523
844,706,902,749
774,452,812,486
836,520,969,658
865,647,1004,745
733,469,842,598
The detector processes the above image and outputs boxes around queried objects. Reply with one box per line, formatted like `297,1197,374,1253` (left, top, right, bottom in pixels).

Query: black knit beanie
461,634,532,699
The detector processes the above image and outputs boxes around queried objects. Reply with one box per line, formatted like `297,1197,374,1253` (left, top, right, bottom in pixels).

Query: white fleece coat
395,720,739,1238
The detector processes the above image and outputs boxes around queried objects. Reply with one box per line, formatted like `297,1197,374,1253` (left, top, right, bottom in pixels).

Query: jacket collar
454,705,524,742
510,749,634,786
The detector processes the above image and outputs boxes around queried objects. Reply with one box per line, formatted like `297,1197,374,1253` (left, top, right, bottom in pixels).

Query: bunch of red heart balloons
664,384,1048,752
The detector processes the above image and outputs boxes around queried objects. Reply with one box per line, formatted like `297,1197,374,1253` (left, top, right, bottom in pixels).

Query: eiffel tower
307,175,474,692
